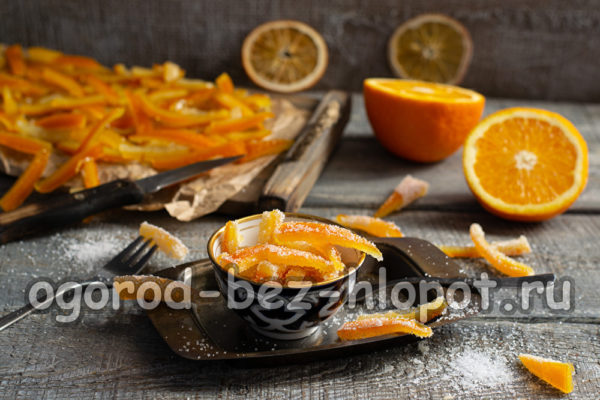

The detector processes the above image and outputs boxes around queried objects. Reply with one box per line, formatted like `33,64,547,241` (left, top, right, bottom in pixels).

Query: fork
0,236,158,331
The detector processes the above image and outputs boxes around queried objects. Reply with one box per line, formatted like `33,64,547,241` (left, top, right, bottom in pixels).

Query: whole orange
363,79,485,162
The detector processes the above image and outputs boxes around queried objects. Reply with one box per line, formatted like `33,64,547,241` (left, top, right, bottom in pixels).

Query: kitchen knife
0,155,241,243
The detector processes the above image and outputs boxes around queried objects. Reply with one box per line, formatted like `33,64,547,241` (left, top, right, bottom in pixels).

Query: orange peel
519,353,574,394
257,209,285,244
139,221,189,260
374,175,429,218
336,214,403,238
469,223,534,277
439,236,531,258
337,316,433,341
222,220,242,254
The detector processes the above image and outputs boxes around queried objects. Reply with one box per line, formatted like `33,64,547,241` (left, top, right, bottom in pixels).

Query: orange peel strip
214,92,254,116
254,260,286,283
139,221,189,260
215,73,235,94
19,95,106,116
239,139,292,163
518,353,574,394
0,149,50,211
81,74,120,103
374,175,429,218
469,223,535,277
337,317,433,341
76,107,125,152
439,236,531,258
5,45,26,76
35,112,87,130
336,214,403,238
222,220,242,254
257,209,285,244
137,92,229,127
41,67,85,97
3,87,18,115
149,141,245,170
275,221,383,261
80,157,100,188
218,244,334,274
0,131,52,155
357,296,447,323
205,111,274,134
35,143,103,193
129,128,217,149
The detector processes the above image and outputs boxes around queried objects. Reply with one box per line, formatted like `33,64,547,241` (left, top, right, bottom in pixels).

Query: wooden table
1,95,598,399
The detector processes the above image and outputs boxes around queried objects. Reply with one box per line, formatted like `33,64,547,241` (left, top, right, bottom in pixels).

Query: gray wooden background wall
1,0,599,101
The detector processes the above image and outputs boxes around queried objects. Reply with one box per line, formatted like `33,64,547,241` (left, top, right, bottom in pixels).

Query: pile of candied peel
217,210,383,285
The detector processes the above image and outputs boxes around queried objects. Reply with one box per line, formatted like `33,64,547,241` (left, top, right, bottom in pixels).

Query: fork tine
114,236,144,262
131,245,158,273
123,238,152,266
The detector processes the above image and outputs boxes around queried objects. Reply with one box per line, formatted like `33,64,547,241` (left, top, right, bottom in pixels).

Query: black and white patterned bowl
207,213,366,340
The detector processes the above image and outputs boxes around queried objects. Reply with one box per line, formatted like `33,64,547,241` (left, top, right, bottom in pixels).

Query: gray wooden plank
1,0,599,101
0,316,596,399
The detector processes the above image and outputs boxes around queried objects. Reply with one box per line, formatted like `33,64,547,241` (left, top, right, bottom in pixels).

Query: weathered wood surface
1,0,599,101
1,98,599,398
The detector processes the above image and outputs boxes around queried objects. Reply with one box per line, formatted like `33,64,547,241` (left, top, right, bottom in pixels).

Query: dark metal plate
146,238,481,365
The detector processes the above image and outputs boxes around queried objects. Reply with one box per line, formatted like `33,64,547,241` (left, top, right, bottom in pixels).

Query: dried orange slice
388,14,473,85
357,296,447,323
275,221,383,261
463,108,588,221
218,244,334,275
222,220,242,253
241,20,328,93
337,316,433,341
519,354,574,394
364,79,485,162
439,235,531,258
257,209,285,244
139,222,189,260
469,223,534,277
336,214,403,238
374,175,429,218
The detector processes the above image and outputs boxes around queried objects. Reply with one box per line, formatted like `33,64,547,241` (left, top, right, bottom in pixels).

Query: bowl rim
207,212,367,288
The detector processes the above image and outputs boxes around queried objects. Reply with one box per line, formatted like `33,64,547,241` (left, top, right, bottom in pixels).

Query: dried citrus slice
357,296,447,323
364,79,485,162
519,354,574,394
337,316,433,341
469,223,534,277
241,20,328,93
336,214,403,238
439,235,531,258
139,221,189,260
257,209,285,244
374,175,429,218
222,220,242,253
463,108,588,221
388,13,473,84
275,221,383,261
218,244,334,275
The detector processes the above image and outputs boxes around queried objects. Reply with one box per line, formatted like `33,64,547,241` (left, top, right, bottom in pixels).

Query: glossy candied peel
336,214,403,238
139,221,188,260
374,175,429,218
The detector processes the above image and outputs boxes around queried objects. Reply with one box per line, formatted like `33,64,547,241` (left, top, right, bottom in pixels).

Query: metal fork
0,236,158,331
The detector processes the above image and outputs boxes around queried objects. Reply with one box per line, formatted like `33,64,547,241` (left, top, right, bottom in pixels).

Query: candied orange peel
519,353,574,394
337,317,433,341
257,209,285,244
336,214,403,238
222,220,242,254
139,221,189,260
439,235,531,258
356,296,447,323
374,175,429,218
275,221,383,261
0,46,289,210
469,223,534,277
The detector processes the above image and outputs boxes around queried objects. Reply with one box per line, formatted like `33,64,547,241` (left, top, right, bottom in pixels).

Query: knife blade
0,155,241,243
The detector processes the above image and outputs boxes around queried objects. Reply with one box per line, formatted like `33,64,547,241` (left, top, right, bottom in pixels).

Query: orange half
463,108,588,221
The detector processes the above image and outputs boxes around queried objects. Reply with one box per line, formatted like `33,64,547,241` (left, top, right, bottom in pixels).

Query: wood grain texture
0,0,599,101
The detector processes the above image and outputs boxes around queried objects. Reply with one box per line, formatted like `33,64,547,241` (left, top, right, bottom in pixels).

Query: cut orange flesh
337,317,433,341
218,244,334,275
242,20,328,93
222,220,242,254
519,353,574,394
374,175,429,217
336,214,403,238
139,221,188,260
275,221,383,261
357,296,447,323
463,108,588,221
469,223,534,277
388,14,472,85
257,209,285,244
439,235,531,258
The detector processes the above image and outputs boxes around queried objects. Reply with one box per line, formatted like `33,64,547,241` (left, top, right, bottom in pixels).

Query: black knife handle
0,179,145,244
